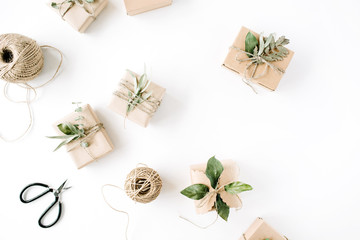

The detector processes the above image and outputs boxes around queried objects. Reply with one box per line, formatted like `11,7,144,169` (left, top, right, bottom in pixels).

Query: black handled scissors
19,180,71,228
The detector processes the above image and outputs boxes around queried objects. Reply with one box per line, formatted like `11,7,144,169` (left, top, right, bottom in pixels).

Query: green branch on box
181,156,253,221
244,31,289,65
47,102,89,151
126,68,152,115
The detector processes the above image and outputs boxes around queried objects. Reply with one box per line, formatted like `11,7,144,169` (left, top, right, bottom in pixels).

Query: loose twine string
180,182,242,229
0,34,63,142
56,0,95,19
230,46,285,94
66,123,104,160
102,164,162,239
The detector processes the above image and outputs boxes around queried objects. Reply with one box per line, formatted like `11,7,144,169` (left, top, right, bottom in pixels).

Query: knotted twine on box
66,123,104,160
0,33,62,142
180,181,242,229
113,80,162,117
230,46,286,94
102,164,162,239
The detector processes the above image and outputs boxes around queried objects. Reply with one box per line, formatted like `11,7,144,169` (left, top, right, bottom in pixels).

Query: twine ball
124,166,162,204
0,33,44,83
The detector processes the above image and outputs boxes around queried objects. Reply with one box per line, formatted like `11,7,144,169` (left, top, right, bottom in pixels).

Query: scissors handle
20,183,52,203
38,197,62,228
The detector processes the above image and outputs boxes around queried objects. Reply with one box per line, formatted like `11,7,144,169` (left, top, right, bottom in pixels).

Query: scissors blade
57,180,68,193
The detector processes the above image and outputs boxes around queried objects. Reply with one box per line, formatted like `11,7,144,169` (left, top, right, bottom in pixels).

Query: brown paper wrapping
108,70,166,128
51,0,108,33
223,26,294,91
190,160,242,214
53,104,114,169
239,218,287,240
124,0,172,16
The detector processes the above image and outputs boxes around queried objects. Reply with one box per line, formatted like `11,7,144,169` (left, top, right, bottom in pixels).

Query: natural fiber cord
102,165,162,239
0,33,62,142
124,166,162,203
0,34,44,82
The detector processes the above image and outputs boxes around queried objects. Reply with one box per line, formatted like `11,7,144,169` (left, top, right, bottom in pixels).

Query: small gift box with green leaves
108,68,166,127
223,26,294,91
50,0,108,33
239,217,288,240
48,103,114,169
181,156,252,221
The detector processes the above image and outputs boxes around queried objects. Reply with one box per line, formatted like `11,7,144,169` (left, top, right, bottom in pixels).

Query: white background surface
1,0,360,239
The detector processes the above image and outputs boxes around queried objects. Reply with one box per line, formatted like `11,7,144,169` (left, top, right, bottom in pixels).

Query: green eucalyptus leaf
127,104,135,113
225,181,253,194
86,0,94,2
281,38,290,46
141,77,151,93
215,194,229,221
75,107,83,112
181,184,209,200
53,140,68,152
141,91,152,100
47,135,75,139
138,73,148,90
51,2,59,8
275,36,285,46
258,34,265,55
53,135,78,151
127,70,139,92
57,123,73,135
264,33,274,49
66,123,80,135
205,156,224,189
270,38,276,50
134,79,141,94
245,32,258,57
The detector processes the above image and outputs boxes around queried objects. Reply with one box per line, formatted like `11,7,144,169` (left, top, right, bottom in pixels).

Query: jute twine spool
124,166,162,203
0,33,62,142
0,33,44,82
102,165,162,239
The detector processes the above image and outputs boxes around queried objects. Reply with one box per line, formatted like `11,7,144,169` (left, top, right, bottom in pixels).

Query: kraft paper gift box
108,70,166,128
190,160,242,214
223,26,294,91
124,0,172,16
239,217,287,240
53,104,114,169
51,0,108,33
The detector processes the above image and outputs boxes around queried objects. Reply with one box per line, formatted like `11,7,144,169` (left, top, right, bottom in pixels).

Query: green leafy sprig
245,31,290,63
126,69,152,114
51,0,94,9
181,156,253,221
47,102,89,151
